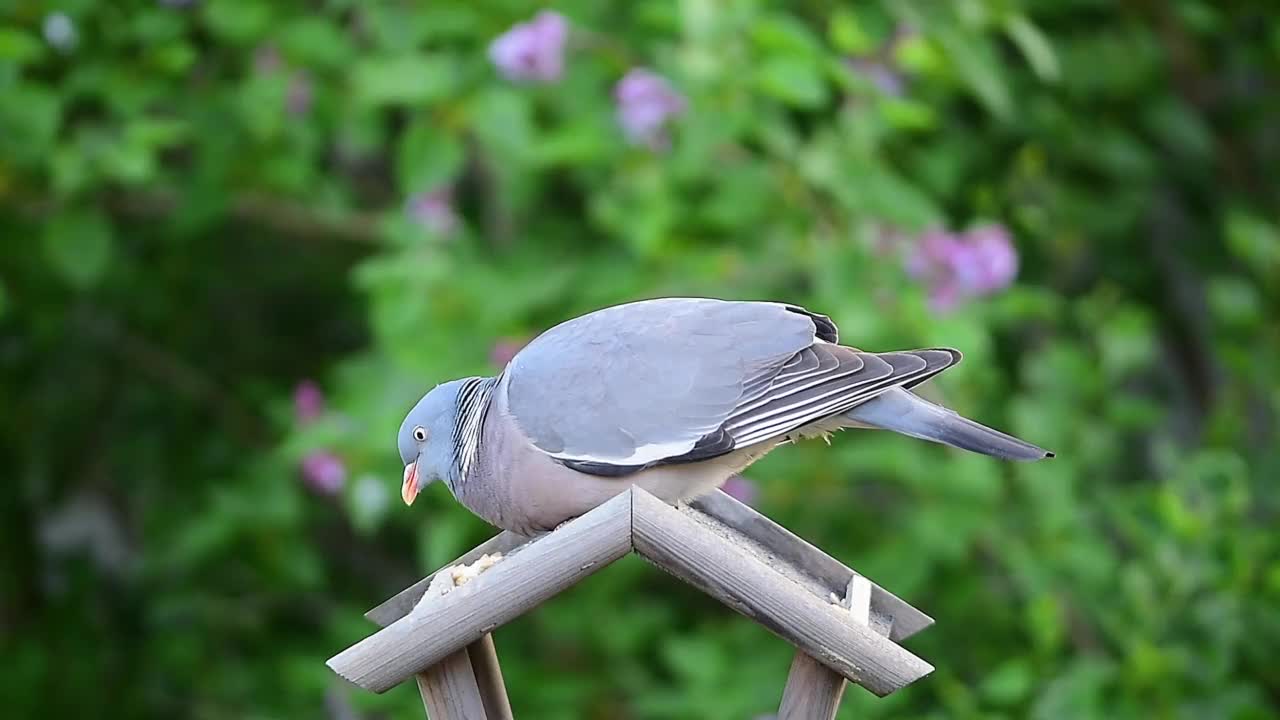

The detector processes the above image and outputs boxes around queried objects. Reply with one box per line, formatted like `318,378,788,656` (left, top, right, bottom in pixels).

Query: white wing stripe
547,437,696,467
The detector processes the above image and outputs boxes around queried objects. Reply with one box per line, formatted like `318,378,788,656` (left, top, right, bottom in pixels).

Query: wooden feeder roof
328,486,934,705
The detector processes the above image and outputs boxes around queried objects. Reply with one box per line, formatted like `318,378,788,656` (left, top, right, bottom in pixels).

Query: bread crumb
412,553,506,615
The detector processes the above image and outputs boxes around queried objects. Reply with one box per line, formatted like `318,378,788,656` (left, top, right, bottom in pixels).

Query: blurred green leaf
351,54,457,107
879,98,937,130
932,25,1012,119
983,658,1035,705
0,26,45,65
41,207,114,288
469,87,534,163
1005,15,1060,82
754,56,829,108
1225,211,1280,281
751,14,824,59
278,17,355,68
0,83,61,163
1207,276,1262,327
202,0,273,44
396,120,464,193
828,8,875,54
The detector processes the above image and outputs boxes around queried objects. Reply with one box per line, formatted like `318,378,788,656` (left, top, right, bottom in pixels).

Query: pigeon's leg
521,515,582,539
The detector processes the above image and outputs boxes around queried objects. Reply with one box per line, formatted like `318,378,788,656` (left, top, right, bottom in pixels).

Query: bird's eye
412,426,428,442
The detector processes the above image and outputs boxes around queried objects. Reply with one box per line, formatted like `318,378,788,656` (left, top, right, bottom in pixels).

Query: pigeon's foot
553,515,582,532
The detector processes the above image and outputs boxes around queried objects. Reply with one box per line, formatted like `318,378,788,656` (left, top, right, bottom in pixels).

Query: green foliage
2,1,1278,718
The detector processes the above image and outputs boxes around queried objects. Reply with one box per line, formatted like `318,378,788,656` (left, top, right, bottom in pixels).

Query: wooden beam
632,489,932,697
366,531,531,627
777,575,891,719
327,489,633,693
416,649,488,720
777,653,846,719
691,490,932,642
466,634,514,720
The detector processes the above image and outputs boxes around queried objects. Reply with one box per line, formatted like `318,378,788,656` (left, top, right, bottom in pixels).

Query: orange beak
401,462,419,505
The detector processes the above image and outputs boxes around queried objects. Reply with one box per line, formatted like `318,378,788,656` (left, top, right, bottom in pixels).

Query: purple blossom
406,187,458,235
286,71,313,116
294,380,324,424
906,225,1019,312
488,11,569,83
252,46,313,116
958,225,1019,293
254,45,283,75
614,68,687,149
300,451,346,495
722,475,758,506
489,337,528,367
846,58,905,97
845,23,918,98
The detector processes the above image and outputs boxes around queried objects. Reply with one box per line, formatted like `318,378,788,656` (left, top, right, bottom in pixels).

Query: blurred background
2,1,1278,718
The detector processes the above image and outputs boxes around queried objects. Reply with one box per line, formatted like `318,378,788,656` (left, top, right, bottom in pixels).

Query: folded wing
503,297,962,476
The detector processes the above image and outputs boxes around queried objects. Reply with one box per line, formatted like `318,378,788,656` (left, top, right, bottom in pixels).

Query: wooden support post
414,635,513,720
416,647,487,720
778,575,893,719
777,652,846,719
466,635,514,720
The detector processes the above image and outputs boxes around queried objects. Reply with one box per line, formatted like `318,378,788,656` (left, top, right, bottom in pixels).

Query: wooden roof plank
365,530,531,628
328,489,633,693
632,489,932,697
690,489,934,642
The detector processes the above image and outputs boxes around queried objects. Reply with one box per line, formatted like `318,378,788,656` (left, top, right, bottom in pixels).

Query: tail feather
846,388,1053,462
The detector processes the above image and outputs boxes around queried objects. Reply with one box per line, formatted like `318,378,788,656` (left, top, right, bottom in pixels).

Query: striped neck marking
453,376,498,483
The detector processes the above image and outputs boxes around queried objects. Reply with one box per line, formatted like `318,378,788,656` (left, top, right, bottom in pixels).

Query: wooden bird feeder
327,487,934,719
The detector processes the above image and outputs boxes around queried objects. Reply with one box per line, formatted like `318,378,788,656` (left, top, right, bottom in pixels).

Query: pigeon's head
397,379,467,505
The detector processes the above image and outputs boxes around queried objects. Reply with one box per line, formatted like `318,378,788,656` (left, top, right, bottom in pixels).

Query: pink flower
294,381,324,423
300,452,346,495
286,71,313,116
488,11,569,83
253,46,313,116
489,337,528,367
253,45,283,75
846,58,905,96
406,187,458,235
722,475,758,506
960,225,1019,293
614,68,687,150
905,225,1019,312
844,23,918,98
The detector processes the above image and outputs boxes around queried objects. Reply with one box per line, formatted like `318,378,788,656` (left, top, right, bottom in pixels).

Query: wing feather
504,297,963,477
505,298,821,470
727,349,944,447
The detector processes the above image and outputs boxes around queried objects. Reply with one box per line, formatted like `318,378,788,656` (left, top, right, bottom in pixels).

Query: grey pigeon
398,298,1052,535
